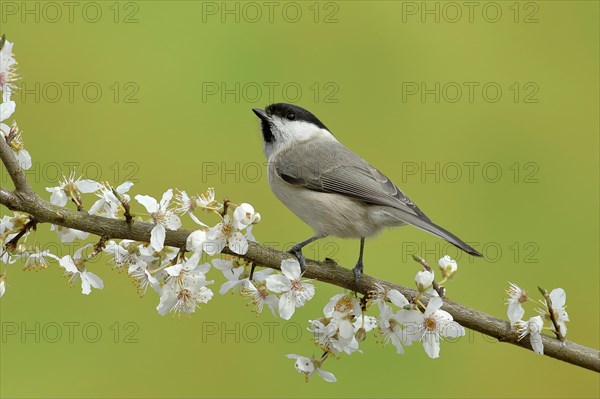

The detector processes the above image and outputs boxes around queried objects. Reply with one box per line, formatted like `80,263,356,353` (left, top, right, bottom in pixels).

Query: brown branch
0,137,598,373
0,131,33,195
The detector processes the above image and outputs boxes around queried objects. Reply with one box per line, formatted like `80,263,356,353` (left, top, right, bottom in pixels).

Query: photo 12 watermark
200,1,340,24
14,81,140,104
401,81,540,104
1,321,140,343
201,81,339,104
400,1,540,24
0,1,140,24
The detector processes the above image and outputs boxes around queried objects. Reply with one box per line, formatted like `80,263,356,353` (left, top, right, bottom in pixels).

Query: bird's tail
378,208,483,257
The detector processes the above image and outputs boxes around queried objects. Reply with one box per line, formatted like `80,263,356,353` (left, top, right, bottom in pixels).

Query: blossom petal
422,331,441,358
164,213,181,230
549,288,566,308
58,255,78,273
228,232,248,255
80,277,92,295
316,368,337,383
48,188,68,207
0,100,16,122
439,319,465,339
83,271,104,290
424,297,443,318
186,230,207,253
212,258,234,271
278,291,296,320
266,274,292,293
387,289,409,308
280,258,301,280
529,316,544,354
76,180,102,193
17,150,31,170
150,224,166,252
189,212,208,227
507,302,525,325
156,289,177,315
159,189,173,209
116,181,134,194
135,195,159,213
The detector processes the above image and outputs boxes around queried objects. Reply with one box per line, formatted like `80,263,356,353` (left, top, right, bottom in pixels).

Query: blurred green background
1,1,598,398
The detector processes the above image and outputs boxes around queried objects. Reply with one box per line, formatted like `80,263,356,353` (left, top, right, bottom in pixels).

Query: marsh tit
252,103,482,282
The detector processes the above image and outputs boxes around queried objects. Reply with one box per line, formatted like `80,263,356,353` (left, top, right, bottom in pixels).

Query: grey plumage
252,103,482,281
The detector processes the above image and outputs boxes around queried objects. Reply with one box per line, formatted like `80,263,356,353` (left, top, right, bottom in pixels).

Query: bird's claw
352,261,363,285
289,247,307,271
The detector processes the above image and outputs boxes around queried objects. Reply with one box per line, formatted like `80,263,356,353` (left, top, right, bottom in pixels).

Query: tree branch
0,138,598,373
0,132,33,194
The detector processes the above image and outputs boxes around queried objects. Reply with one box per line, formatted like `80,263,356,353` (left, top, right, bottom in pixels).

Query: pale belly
268,171,388,238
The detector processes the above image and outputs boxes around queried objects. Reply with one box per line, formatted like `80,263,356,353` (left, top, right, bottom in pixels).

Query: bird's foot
289,245,307,271
352,260,364,285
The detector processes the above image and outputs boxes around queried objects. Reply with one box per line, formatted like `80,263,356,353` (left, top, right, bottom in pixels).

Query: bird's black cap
265,103,330,132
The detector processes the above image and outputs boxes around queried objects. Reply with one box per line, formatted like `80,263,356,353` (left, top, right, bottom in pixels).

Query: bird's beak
252,108,269,122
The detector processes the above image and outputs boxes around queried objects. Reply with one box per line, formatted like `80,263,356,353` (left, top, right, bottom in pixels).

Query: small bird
252,103,482,282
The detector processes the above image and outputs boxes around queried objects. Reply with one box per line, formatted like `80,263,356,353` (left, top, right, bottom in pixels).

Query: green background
1,1,598,398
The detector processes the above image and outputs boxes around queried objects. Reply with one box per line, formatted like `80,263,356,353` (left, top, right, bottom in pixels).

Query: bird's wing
274,138,430,221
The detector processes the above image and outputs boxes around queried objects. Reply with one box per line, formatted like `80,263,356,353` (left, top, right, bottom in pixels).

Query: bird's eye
286,112,296,121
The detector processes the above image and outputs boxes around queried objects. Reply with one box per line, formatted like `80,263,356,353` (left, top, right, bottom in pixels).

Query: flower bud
415,270,434,292
438,255,458,278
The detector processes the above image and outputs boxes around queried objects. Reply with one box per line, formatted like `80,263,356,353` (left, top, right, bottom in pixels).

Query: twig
221,198,230,217
5,217,37,252
539,287,565,341
111,186,133,224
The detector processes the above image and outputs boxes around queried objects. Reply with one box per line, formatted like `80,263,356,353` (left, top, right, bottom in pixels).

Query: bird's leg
352,238,366,284
289,235,321,271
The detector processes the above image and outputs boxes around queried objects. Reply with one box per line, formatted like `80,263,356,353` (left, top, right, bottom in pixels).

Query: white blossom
308,293,362,356
438,255,458,277
205,215,248,255
415,270,434,292
104,239,138,268
286,354,336,383
515,316,544,355
186,230,208,255
174,190,209,227
135,189,181,252
46,173,102,207
0,123,31,170
58,246,104,295
156,269,214,316
506,282,528,326
538,288,569,337
128,260,162,296
0,38,18,93
397,297,465,359
377,303,406,355
165,251,211,278
242,268,279,316
266,259,315,320
233,203,259,230
50,224,89,243
21,249,59,271
89,181,133,218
